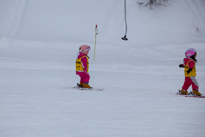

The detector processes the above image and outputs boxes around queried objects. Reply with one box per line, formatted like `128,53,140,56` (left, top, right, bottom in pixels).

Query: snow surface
0,0,205,137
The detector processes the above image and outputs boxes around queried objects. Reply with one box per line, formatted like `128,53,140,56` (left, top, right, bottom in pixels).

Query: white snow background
0,0,205,137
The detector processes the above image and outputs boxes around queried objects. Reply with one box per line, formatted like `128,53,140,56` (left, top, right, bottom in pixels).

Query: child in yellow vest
76,45,91,88
179,48,201,96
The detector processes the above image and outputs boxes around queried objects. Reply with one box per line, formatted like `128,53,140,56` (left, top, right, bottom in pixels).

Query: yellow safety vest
184,60,196,77
76,56,89,72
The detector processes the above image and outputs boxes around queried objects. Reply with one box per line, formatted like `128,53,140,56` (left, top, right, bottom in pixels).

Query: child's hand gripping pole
94,25,99,60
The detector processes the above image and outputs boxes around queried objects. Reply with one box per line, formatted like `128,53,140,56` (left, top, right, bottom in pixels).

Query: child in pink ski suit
179,48,201,96
76,45,91,88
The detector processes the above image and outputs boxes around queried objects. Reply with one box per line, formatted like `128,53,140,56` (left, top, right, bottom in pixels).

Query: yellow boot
79,82,83,87
77,82,84,87
193,90,201,96
180,89,189,95
83,83,92,89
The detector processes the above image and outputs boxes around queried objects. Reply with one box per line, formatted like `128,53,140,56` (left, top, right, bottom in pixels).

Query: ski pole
94,25,98,60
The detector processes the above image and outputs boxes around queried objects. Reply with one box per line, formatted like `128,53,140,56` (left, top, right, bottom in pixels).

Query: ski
79,87,104,91
185,96,205,98
74,87,104,91
185,91,205,98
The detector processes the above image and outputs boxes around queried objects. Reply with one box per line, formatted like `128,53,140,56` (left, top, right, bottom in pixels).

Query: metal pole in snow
122,0,128,40
94,25,98,60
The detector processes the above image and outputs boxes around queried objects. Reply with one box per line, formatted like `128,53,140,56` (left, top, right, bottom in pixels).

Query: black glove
179,64,184,68
187,68,192,74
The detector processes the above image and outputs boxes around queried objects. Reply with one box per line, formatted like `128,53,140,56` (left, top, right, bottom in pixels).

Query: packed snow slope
0,0,205,137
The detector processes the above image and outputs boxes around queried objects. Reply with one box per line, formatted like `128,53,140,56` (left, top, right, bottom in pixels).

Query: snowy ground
0,39,205,137
1,0,205,137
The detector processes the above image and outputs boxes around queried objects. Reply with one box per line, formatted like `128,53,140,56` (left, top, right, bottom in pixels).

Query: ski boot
180,89,189,95
192,89,201,96
83,83,92,89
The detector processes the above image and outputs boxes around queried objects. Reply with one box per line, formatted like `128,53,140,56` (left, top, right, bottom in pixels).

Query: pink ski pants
182,77,199,91
76,71,90,83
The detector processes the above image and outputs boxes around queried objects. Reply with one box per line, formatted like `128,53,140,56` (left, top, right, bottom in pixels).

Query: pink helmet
185,48,196,58
79,45,90,55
